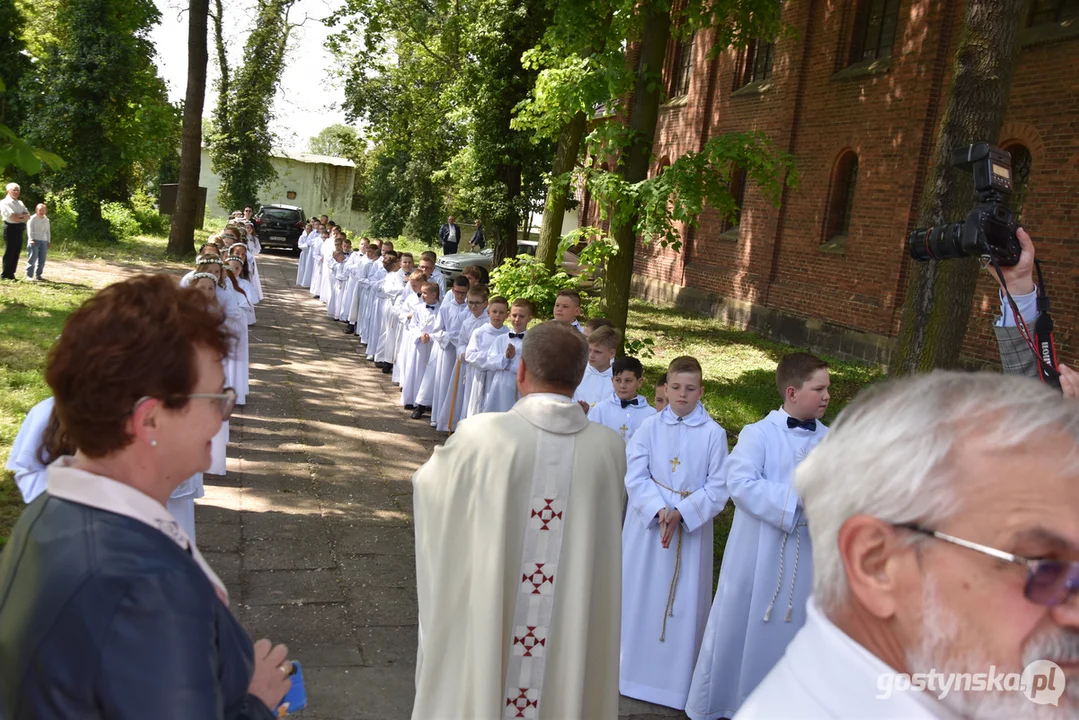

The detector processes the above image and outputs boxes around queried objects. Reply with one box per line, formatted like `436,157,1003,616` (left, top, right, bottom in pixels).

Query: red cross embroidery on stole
530,499,563,530
521,563,555,594
506,688,539,717
512,626,547,656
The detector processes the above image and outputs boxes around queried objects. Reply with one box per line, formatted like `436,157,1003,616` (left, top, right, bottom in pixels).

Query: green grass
0,230,182,548
0,277,96,548
624,298,886,583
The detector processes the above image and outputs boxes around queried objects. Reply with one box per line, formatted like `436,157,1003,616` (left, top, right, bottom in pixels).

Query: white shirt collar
791,599,964,719
46,457,229,603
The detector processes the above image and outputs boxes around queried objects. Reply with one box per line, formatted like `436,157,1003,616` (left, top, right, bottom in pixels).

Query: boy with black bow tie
479,298,534,413
686,352,831,720
587,356,656,443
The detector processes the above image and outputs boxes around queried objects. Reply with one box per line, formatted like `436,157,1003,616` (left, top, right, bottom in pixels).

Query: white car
436,240,585,282
435,247,496,282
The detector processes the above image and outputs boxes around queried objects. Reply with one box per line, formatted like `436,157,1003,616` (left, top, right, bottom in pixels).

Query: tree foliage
20,0,174,239
308,123,362,159
206,0,298,213
333,0,797,332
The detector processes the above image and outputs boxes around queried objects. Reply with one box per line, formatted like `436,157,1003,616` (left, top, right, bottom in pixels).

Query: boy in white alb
462,295,510,418
654,373,669,413
393,270,427,389
373,253,405,372
432,277,474,432
449,286,489,428
406,282,441,417
326,250,346,319
686,353,831,720
621,356,730,711
479,298,533,413
553,288,584,333
419,252,446,297
573,325,618,412
308,228,328,297
587,356,656,443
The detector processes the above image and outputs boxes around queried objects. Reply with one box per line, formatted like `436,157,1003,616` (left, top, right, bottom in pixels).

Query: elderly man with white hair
1,182,31,280
736,371,1079,719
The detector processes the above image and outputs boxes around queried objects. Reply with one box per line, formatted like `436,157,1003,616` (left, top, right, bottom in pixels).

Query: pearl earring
150,439,158,447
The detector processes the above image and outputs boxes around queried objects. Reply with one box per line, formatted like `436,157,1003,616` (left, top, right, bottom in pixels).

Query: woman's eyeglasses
134,388,237,421
187,388,238,420
896,523,1079,607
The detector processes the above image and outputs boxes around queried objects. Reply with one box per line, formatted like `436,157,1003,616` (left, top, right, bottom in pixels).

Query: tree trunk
601,2,671,333
167,0,209,259
536,110,587,269
494,161,522,266
74,193,110,241
890,0,1026,375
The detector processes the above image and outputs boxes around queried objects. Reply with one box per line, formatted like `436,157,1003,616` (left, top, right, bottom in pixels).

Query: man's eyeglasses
135,388,237,421
896,523,1079,607
467,300,485,307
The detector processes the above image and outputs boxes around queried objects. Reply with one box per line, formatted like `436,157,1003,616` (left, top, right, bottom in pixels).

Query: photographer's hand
1059,364,1079,400
988,227,1035,295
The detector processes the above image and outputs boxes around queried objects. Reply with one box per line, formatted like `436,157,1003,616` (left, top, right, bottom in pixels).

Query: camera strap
992,257,1061,390
1032,259,1061,389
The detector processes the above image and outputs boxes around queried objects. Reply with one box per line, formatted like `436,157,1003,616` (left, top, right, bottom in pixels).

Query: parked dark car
254,204,305,251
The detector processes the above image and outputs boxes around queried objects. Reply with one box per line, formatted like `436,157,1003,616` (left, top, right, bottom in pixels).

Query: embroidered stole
502,428,575,718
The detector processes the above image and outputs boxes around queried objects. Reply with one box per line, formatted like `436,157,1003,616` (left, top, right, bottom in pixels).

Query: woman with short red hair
0,274,290,719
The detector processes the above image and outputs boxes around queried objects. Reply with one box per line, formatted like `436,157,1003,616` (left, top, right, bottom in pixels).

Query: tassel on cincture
785,607,793,623
763,604,773,623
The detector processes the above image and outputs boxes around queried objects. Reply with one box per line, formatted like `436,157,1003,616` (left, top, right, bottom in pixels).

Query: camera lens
908,223,966,262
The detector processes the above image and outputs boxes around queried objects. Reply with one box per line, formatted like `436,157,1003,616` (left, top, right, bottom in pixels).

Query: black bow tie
426,304,436,310
787,417,816,431
620,398,639,408
509,332,524,339
416,292,422,298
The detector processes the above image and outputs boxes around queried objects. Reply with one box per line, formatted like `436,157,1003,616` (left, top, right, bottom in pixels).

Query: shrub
489,255,603,321
130,190,170,235
43,192,79,246
101,202,141,240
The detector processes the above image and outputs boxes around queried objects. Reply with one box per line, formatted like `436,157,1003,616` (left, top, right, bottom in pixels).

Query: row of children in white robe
6,233,264,548
614,351,833,720
289,231,834,719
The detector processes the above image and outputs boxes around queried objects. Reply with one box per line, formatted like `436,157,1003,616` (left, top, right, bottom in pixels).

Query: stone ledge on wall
630,273,895,366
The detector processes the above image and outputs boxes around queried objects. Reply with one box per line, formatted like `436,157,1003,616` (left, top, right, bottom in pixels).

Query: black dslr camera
907,143,1022,266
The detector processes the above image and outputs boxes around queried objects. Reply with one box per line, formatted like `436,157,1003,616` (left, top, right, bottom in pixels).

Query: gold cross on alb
620,424,628,438
670,457,681,473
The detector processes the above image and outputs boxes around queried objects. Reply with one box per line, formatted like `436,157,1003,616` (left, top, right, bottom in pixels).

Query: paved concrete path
196,253,685,719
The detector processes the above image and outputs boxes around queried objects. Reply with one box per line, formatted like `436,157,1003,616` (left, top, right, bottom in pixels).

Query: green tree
308,123,362,158
22,0,174,239
0,80,64,176
206,0,298,212
366,146,411,237
891,0,1028,374
0,0,32,177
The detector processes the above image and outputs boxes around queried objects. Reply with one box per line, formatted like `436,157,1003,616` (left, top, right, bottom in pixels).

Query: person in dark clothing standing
470,220,485,251
1,183,31,280
438,215,462,256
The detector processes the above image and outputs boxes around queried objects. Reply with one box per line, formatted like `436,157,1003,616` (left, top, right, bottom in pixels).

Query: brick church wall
585,0,1079,367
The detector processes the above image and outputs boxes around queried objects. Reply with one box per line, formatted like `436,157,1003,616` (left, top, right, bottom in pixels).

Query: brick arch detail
652,156,672,177
998,121,1046,159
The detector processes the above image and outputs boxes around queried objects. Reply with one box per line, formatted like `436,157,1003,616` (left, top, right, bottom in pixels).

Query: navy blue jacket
0,496,274,719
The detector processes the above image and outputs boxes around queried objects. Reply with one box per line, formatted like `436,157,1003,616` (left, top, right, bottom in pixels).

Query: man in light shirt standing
1,182,31,280
26,203,51,280
438,215,461,256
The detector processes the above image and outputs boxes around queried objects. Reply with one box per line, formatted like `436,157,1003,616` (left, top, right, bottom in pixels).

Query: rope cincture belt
652,477,691,643
763,520,809,623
